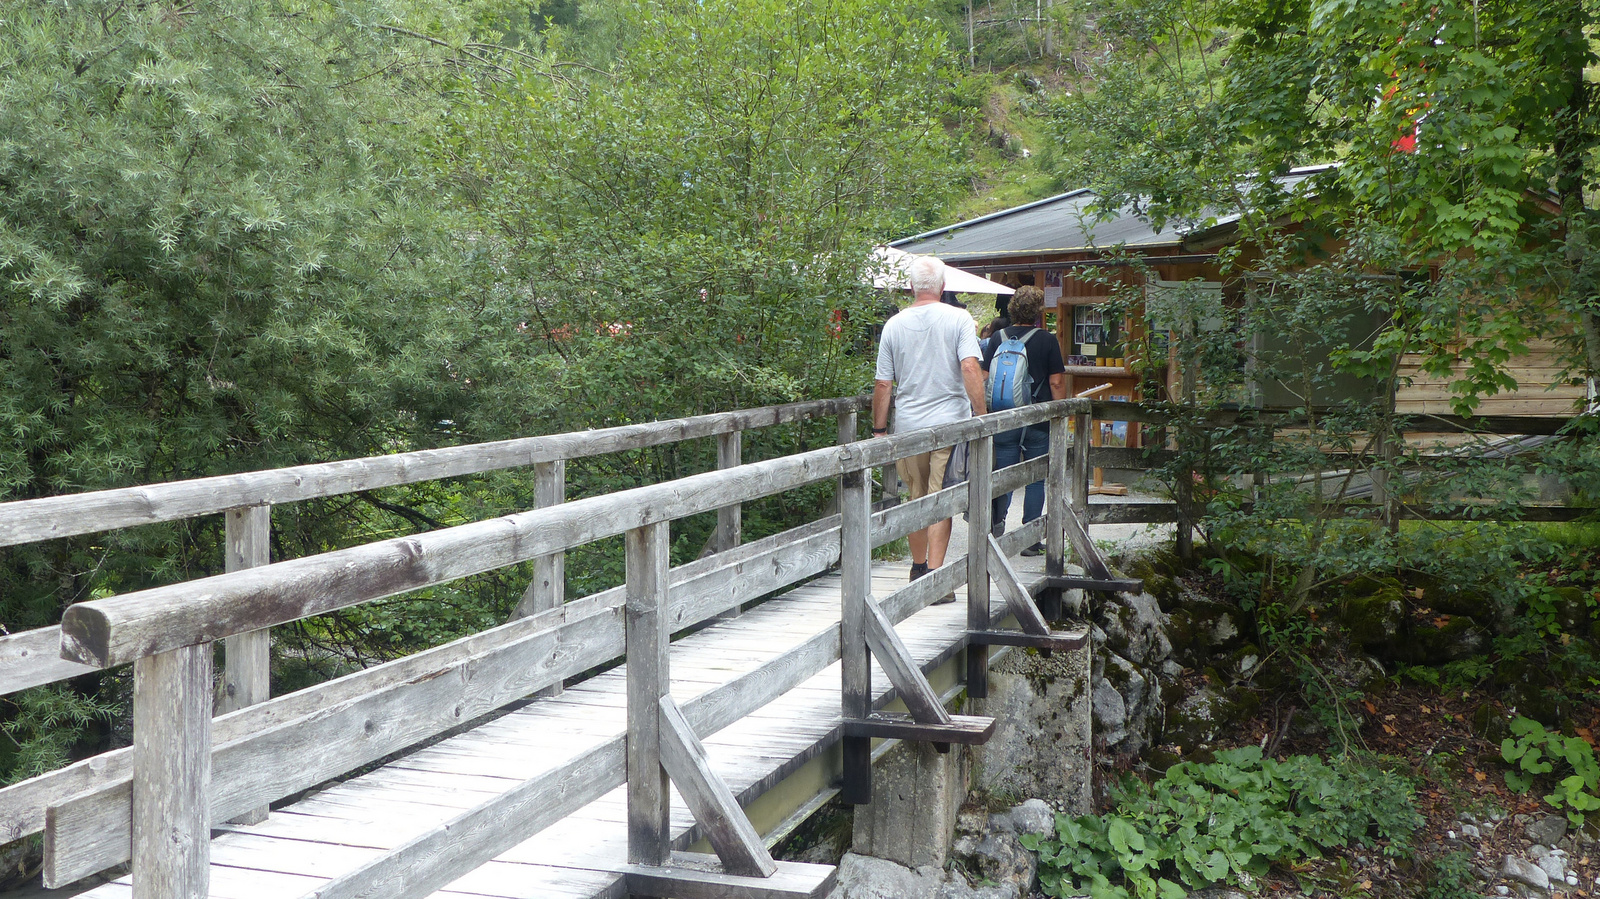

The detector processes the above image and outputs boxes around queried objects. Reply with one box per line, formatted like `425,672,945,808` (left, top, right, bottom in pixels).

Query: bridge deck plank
71,559,1000,899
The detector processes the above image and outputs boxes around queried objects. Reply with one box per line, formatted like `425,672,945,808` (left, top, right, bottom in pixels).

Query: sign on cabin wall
1042,270,1062,308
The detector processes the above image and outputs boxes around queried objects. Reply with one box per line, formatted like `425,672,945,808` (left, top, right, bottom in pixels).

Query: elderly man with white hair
870,255,987,591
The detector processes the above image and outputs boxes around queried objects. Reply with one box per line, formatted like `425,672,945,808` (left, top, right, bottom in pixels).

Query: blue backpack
986,328,1041,411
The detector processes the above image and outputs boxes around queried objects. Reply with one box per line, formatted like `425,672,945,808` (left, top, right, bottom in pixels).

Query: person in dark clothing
979,286,1066,554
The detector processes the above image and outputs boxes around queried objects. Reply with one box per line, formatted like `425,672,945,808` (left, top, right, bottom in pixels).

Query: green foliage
1022,748,1423,899
1501,716,1600,825
1,684,123,785
437,0,971,440
1422,849,1482,899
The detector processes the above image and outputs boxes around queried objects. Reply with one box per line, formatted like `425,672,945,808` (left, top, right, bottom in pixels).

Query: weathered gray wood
861,597,950,726
0,396,872,549
626,521,671,867
253,557,970,899
513,460,566,624
1088,503,1183,524
985,535,1048,636
41,601,626,887
621,854,836,899
840,712,995,745
715,431,743,555
1046,576,1144,593
59,401,1091,669
19,501,937,862
0,627,98,697
1070,413,1091,521
1086,446,1177,470
131,645,212,899
965,436,992,698
1062,505,1113,581
993,454,1048,499
217,505,271,825
838,455,872,806
967,630,1088,652
1044,416,1069,619
300,737,628,899
656,697,776,878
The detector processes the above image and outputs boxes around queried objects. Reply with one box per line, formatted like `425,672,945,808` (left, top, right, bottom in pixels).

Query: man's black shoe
1020,543,1045,557
910,562,930,581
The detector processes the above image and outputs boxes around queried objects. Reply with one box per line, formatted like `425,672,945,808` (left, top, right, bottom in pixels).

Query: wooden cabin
893,166,1586,444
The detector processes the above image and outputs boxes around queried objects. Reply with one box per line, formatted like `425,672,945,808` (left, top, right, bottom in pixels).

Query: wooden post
1044,416,1070,620
218,506,270,717
514,460,567,620
965,435,993,699
516,461,567,695
219,504,270,825
715,433,742,619
715,432,743,554
133,645,212,899
625,521,671,867
1071,412,1091,524
839,458,872,805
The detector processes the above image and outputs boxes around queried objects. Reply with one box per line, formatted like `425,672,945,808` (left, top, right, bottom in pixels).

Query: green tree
434,0,972,439
0,0,481,783
1053,0,1600,403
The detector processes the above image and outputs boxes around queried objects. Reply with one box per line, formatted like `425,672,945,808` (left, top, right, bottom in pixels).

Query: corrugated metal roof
892,166,1332,263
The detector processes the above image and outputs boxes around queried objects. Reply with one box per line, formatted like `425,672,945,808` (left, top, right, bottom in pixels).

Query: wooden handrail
59,401,1088,669
0,395,871,548
1088,399,1585,436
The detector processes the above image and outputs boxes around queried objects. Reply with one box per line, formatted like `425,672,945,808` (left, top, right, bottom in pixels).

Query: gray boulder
828,853,946,899
1501,855,1551,892
1092,649,1163,757
1095,591,1173,668
1525,815,1569,847
1009,799,1055,838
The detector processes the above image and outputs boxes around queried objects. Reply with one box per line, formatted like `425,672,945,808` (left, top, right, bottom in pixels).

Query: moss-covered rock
1398,614,1488,665
1167,597,1248,666
1338,586,1406,652
1163,685,1261,752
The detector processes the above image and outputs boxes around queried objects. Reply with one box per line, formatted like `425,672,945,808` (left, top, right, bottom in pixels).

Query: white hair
907,255,946,294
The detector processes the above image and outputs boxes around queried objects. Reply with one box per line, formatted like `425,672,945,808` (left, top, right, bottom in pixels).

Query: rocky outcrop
973,638,1092,813
1090,590,1171,760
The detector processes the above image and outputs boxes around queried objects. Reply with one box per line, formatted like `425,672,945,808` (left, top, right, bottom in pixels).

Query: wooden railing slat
0,397,870,548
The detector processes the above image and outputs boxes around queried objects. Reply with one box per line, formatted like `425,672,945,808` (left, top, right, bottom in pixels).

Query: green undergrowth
1022,747,1423,899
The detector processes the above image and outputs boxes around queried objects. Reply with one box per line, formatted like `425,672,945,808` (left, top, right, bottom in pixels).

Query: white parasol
866,246,1014,295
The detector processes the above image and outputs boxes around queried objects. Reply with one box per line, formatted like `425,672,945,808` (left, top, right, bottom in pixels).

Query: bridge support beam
851,740,969,869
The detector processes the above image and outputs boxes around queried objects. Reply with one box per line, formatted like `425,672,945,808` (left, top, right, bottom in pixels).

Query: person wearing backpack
979,286,1066,555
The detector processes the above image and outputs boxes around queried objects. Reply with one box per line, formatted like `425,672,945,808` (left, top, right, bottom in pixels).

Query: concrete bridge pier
849,638,1093,870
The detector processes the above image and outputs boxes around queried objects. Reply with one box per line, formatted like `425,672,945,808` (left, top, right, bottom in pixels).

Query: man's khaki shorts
896,446,954,501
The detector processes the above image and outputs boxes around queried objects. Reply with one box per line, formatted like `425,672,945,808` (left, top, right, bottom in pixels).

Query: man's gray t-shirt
875,302,982,433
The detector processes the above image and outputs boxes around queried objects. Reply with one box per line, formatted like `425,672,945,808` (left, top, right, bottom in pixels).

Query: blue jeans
993,423,1050,527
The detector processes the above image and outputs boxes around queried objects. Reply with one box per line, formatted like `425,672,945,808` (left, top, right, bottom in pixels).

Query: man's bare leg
926,518,953,569
908,527,929,566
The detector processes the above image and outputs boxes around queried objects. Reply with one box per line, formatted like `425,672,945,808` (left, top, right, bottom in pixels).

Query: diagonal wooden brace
657,696,777,878
861,595,950,726
986,535,1050,636
1061,504,1113,581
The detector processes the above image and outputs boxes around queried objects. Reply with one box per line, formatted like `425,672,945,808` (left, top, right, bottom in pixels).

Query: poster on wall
1042,270,1062,308
1073,305,1105,348
1100,394,1131,447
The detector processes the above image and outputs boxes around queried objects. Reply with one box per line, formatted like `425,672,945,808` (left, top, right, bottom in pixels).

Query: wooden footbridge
0,397,1139,899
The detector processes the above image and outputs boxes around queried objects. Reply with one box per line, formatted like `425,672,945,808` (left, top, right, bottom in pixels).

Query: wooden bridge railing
0,395,870,701
4,396,1112,899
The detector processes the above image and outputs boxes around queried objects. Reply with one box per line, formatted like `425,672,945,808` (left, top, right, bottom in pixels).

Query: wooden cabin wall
1395,339,1585,416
